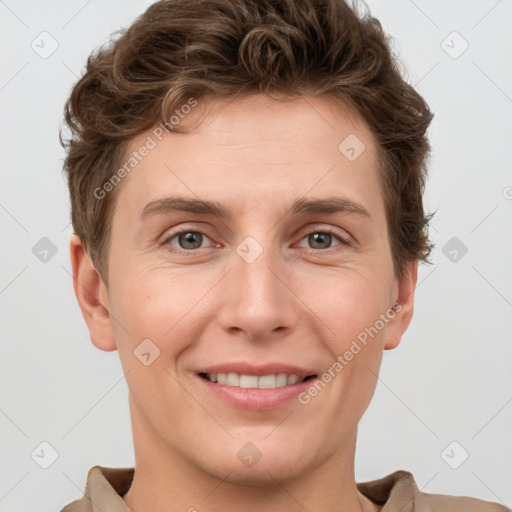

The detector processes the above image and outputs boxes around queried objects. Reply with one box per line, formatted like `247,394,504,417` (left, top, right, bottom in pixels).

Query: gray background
1,1,511,511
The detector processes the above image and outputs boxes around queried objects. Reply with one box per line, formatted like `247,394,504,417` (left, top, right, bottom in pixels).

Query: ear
383,260,418,351
69,234,117,352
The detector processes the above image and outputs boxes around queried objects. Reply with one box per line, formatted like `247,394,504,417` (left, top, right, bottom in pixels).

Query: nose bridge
217,233,297,339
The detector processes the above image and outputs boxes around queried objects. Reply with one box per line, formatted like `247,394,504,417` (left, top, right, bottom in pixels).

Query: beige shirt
60,466,510,511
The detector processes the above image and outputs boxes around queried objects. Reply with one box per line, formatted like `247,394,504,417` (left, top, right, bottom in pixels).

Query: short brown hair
61,0,434,284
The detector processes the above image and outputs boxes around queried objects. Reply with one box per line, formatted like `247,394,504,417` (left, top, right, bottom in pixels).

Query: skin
70,94,417,512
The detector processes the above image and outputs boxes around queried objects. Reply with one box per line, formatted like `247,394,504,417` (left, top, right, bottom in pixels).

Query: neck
123,396,377,512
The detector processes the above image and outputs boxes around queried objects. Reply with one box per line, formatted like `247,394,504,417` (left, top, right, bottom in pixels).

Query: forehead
113,94,384,222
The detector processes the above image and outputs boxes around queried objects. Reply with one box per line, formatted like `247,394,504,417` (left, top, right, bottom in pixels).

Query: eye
163,230,214,251
296,229,349,250
161,227,350,254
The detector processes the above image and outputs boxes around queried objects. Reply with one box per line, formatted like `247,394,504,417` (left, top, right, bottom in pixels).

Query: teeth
239,375,258,388
204,372,309,389
258,374,276,388
287,374,301,385
276,373,288,387
226,372,239,386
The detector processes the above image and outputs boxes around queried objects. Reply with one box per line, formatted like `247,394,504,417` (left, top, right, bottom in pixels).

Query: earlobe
69,234,117,352
383,260,418,351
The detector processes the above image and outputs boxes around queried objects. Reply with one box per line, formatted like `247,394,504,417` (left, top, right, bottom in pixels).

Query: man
60,0,509,510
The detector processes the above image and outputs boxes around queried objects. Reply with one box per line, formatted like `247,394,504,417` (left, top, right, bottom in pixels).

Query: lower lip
196,374,315,410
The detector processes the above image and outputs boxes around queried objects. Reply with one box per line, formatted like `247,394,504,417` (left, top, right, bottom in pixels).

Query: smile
199,372,316,389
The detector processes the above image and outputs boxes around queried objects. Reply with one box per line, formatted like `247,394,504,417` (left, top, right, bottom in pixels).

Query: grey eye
298,231,344,250
172,231,208,250
308,232,334,249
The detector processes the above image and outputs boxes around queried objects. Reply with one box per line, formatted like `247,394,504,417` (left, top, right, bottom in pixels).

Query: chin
210,458,307,487
194,440,314,486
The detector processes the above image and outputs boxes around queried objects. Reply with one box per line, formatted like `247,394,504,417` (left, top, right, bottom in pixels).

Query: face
73,94,417,484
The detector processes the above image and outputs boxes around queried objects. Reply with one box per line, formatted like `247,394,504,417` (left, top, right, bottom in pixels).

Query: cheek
109,270,198,412
305,276,388,410
300,269,390,348
109,267,210,354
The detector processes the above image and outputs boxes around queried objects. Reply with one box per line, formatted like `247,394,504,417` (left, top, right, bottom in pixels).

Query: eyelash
161,226,351,255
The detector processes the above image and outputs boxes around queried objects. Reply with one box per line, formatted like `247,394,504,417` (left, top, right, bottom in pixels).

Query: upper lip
197,362,317,378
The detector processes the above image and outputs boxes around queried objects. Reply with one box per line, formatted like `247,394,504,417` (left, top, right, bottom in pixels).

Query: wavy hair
61,0,434,283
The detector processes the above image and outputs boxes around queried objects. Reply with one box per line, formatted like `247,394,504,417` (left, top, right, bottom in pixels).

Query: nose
216,238,299,342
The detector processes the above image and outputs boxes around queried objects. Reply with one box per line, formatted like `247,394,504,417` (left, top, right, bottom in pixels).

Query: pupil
177,232,331,250
180,232,202,249
310,232,331,249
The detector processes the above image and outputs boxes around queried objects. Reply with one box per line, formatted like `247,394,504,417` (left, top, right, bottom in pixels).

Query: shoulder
60,501,83,512
59,465,134,512
357,470,510,511
399,470,510,512
416,482,510,511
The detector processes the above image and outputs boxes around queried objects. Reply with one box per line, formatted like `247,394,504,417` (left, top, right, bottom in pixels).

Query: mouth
198,372,317,389
195,363,319,409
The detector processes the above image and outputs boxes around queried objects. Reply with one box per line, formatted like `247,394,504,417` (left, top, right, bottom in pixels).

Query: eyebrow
139,195,372,222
